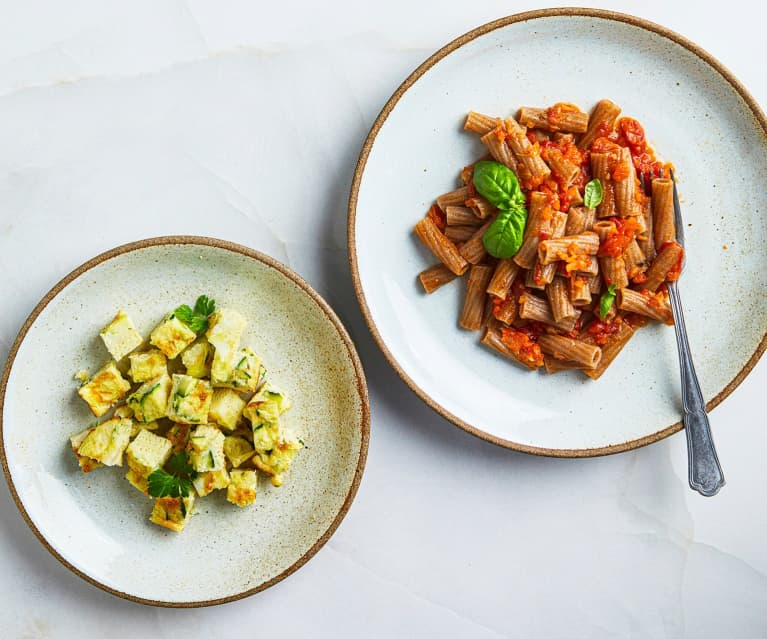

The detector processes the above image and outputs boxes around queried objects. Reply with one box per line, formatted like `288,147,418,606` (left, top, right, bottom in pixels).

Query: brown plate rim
347,7,767,457
0,235,371,607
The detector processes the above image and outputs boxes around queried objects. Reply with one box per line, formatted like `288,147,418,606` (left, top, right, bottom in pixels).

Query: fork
644,169,725,496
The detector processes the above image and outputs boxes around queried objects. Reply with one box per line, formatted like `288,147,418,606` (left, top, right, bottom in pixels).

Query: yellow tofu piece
187,424,226,472
149,494,195,532
166,423,192,454
208,389,245,432
99,309,143,361
253,437,302,487
77,417,133,466
243,383,292,429
70,428,104,473
125,469,150,496
227,469,257,507
130,420,160,438
125,429,172,477
223,435,254,468
180,341,211,378
128,349,167,383
77,361,131,417
150,314,197,359
217,347,262,392
127,373,172,422
206,309,247,386
192,467,230,497
167,374,212,424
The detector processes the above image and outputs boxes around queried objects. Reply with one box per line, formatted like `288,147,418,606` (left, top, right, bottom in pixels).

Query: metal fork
645,169,725,496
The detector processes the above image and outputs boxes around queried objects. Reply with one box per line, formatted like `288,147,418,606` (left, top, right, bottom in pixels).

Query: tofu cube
224,435,254,468
166,423,192,454
128,349,167,383
127,373,172,423
150,314,197,359
149,494,195,533
167,374,212,424
192,467,231,497
187,424,225,472
77,417,133,466
125,429,172,477
208,389,245,432
130,420,160,438
217,347,262,392
99,309,143,361
227,469,257,507
253,437,302,487
77,361,131,417
125,469,150,496
70,428,104,473
243,383,292,429
181,340,211,378
205,309,247,385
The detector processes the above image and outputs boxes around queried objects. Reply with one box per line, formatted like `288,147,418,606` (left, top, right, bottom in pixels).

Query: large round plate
0,236,369,606
349,9,767,456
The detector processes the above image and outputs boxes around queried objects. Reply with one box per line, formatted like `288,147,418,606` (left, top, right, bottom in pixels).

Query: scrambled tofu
187,424,226,472
127,373,172,422
128,349,167,383
77,417,133,466
150,314,197,359
252,437,302,487
181,340,211,378
167,374,212,424
70,428,104,473
206,309,247,386
149,494,195,532
125,429,172,477
208,388,245,432
223,435,254,468
77,361,131,417
243,384,292,429
227,469,257,507
192,467,230,497
218,347,262,392
99,309,143,361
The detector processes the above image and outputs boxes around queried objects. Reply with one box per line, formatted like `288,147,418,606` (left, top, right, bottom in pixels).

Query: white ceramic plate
349,9,767,455
0,237,369,606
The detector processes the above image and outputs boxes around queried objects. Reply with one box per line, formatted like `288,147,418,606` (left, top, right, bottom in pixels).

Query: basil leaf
584,179,603,208
472,160,524,210
482,205,527,259
598,284,618,319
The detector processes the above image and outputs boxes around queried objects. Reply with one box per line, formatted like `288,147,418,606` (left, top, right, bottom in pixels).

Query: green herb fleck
598,284,618,320
173,295,216,334
147,452,196,498
584,179,604,208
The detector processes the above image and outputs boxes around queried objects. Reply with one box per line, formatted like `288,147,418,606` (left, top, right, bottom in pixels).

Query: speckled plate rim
347,7,767,457
0,235,370,607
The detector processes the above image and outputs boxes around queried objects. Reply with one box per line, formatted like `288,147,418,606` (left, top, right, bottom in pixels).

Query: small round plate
0,236,369,606
349,9,767,456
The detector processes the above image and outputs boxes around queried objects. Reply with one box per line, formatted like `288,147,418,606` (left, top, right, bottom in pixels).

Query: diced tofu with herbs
224,435,254,468
208,389,245,432
149,494,195,532
130,420,159,438
99,310,143,361
243,383,292,429
77,417,133,467
167,374,212,424
252,437,303,487
206,309,247,386
70,428,104,473
187,424,225,472
128,349,167,383
150,314,197,359
227,469,257,507
216,347,262,392
125,429,172,477
181,341,211,378
166,423,192,454
127,373,172,423
192,467,230,497
77,361,131,417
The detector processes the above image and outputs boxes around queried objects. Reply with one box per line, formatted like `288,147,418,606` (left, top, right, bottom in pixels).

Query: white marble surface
0,1,765,636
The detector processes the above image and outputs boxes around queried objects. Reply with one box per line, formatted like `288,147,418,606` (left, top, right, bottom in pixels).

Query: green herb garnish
147,451,196,498
598,283,617,319
584,179,603,208
173,295,216,334
472,161,528,259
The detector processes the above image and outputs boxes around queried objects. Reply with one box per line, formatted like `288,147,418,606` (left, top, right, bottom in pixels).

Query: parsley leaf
173,295,216,334
147,452,196,498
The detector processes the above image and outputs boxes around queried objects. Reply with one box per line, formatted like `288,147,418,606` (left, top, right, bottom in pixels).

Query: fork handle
667,281,725,496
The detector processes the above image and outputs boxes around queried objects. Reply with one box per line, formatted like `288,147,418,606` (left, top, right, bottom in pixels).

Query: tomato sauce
427,204,446,231
586,318,620,346
546,102,581,129
658,240,685,281
598,217,641,257
501,327,544,368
